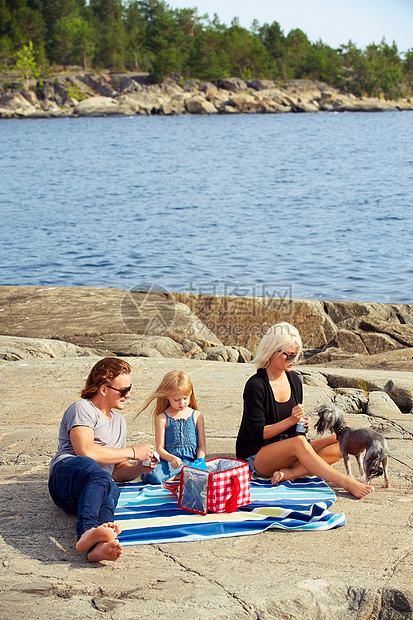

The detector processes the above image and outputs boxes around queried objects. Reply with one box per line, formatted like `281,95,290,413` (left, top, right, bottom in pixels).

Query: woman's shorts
246,453,260,476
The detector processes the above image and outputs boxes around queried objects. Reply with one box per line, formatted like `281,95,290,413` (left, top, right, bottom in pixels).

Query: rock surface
1,286,412,377
0,356,412,619
1,73,412,118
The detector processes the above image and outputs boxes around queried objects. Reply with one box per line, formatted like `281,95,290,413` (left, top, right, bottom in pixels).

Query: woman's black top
235,368,303,461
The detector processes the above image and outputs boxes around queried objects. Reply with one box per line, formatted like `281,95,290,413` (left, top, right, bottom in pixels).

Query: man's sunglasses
106,384,132,398
279,351,298,363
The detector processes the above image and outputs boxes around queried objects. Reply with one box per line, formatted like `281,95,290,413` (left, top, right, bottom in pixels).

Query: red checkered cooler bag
178,458,251,515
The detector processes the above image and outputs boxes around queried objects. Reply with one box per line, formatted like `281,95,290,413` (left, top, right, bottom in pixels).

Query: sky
167,0,413,53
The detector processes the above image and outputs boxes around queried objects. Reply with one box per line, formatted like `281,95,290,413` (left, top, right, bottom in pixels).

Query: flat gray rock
0,357,412,619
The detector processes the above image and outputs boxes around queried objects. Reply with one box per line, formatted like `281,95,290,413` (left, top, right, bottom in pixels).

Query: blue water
0,112,412,303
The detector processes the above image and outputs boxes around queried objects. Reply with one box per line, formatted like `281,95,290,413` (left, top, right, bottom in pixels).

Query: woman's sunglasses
106,384,132,398
278,351,298,363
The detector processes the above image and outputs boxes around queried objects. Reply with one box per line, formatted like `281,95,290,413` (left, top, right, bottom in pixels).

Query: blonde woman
136,370,206,484
236,323,373,499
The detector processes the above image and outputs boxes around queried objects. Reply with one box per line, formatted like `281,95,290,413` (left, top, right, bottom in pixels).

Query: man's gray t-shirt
49,399,127,476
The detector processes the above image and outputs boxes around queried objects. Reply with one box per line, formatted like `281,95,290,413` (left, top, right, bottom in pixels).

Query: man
48,357,155,562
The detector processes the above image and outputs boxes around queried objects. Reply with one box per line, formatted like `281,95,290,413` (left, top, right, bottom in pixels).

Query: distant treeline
1,0,412,98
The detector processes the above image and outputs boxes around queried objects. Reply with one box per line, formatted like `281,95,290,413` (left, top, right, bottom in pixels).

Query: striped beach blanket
115,477,345,546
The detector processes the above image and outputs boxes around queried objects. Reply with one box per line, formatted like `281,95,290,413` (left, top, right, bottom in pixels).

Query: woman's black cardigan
235,368,303,461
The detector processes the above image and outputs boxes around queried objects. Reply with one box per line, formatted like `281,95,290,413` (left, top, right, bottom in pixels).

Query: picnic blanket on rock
115,476,345,545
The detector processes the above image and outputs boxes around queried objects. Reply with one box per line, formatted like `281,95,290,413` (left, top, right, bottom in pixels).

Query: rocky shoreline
1,73,412,118
1,284,412,418
0,285,412,618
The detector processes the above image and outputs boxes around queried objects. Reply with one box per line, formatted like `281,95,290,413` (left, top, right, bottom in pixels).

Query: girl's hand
170,456,182,469
304,417,311,432
133,444,154,462
290,404,305,424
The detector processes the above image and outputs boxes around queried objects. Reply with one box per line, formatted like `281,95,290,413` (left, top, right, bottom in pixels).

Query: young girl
136,370,206,484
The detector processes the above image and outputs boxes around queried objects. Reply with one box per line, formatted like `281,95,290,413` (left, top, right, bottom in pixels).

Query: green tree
338,38,403,98
337,40,369,96
223,24,270,79
188,27,231,80
54,14,96,69
403,48,413,85
89,0,127,69
124,0,149,70
284,28,312,79
14,39,41,88
139,0,198,81
365,39,402,98
0,0,46,57
258,21,287,79
40,0,85,62
303,40,342,84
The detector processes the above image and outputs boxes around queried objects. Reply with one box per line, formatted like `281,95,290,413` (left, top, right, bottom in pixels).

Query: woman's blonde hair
134,370,198,422
253,322,303,369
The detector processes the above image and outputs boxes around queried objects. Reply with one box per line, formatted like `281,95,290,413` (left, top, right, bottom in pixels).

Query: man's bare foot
76,524,116,553
106,522,123,536
87,539,123,563
343,478,374,498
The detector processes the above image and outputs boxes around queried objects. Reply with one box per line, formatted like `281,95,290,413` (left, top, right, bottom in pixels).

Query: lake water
0,111,412,303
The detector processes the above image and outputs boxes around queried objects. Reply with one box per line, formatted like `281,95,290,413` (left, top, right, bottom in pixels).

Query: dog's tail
369,455,384,478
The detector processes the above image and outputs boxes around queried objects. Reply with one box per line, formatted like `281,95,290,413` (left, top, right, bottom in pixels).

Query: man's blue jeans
48,456,120,541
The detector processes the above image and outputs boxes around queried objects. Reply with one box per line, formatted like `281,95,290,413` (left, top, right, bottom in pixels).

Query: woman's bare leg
280,436,342,481
254,436,373,499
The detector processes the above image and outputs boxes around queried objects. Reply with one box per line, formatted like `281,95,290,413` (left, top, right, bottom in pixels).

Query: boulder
302,385,335,413
0,285,222,353
327,329,369,354
77,73,117,97
72,333,185,358
193,345,252,363
120,91,172,115
0,91,37,117
383,380,413,412
296,369,329,387
172,293,338,351
227,93,268,113
185,96,217,114
73,96,133,116
200,82,218,97
292,100,320,113
221,105,240,114
182,79,201,92
218,77,248,92
366,390,405,419
360,331,405,354
333,389,369,414
0,335,95,361
359,319,413,348
246,79,276,91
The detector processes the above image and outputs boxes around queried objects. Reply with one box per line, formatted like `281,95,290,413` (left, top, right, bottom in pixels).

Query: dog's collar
335,426,347,438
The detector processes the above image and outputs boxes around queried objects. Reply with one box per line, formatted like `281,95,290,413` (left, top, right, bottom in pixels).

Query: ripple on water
1,113,412,303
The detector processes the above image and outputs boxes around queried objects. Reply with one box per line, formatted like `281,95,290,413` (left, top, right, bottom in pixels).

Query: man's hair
81,357,132,400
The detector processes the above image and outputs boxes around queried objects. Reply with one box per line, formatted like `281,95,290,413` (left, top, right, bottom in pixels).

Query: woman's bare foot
76,524,116,553
271,470,285,485
271,468,301,485
87,539,123,563
343,478,374,498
